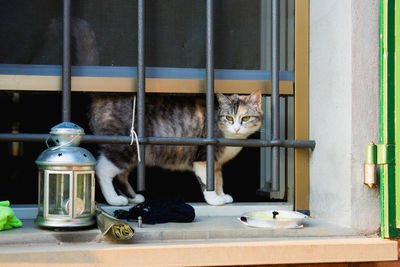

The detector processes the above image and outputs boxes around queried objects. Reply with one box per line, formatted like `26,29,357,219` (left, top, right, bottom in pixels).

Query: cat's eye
226,115,234,121
241,116,250,122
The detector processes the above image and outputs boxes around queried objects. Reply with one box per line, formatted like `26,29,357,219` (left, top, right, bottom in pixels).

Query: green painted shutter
380,0,400,238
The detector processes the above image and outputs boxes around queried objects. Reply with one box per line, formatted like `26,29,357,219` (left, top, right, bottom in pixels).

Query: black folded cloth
114,196,195,225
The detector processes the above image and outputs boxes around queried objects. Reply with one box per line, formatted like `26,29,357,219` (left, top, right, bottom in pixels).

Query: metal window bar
271,0,280,191
0,134,315,148
62,0,71,122
206,0,215,191
0,0,316,200
137,0,146,191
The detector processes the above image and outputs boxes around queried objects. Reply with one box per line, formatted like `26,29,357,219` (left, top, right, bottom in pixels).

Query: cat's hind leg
96,154,129,206
192,161,233,205
116,169,145,204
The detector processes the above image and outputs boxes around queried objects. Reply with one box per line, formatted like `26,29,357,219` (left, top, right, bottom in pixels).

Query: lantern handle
45,135,51,149
46,133,81,151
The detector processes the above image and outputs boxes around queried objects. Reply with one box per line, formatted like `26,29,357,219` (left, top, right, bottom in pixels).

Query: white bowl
239,210,307,228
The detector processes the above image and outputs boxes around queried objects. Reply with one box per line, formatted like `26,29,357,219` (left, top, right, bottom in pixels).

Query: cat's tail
46,17,99,66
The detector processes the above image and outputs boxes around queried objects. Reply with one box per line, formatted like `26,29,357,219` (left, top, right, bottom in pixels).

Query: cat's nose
234,128,240,133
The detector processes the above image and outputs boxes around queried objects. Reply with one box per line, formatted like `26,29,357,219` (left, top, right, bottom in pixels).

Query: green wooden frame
380,0,400,238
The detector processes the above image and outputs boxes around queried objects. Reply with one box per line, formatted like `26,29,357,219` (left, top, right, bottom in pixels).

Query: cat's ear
245,90,262,109
216,93,232,107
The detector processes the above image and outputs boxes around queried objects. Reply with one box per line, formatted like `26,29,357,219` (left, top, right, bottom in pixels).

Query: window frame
0,0,312,210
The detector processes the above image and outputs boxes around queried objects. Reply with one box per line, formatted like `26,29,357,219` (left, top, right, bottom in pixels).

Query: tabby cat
90,92,263,206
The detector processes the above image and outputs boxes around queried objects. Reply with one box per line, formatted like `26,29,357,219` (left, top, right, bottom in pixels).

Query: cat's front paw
222,193,233,204
107,195,129,206
203,191,228,206
128,194,145,204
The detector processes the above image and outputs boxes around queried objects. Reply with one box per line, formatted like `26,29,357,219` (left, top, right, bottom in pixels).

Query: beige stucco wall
309,0,380,233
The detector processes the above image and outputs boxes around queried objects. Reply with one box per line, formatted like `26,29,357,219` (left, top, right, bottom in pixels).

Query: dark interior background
0,0,260,68
0,92,265,204
0,0,270,204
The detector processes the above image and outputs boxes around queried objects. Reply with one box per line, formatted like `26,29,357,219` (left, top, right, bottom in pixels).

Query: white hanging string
130,96,141,162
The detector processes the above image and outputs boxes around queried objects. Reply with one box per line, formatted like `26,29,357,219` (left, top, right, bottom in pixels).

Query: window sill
0,236,396,266
0,204,397,266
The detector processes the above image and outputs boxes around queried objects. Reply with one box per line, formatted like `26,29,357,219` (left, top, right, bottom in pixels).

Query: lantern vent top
35,122,96,167
50,122,84,147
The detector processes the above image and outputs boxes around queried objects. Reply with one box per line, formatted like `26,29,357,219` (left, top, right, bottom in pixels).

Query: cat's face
217,90,264,139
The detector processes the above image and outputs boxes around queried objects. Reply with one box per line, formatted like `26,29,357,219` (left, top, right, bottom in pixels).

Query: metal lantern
35,122,96,228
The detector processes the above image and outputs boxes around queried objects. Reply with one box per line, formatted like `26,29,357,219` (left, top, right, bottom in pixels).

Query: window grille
0,0,315,205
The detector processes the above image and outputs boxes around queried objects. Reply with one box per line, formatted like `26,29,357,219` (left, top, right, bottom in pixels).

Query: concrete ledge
2,204,396,266
0,216,357,245
0,238,397,266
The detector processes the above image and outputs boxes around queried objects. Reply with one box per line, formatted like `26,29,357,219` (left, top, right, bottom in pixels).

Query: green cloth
0,201,22,230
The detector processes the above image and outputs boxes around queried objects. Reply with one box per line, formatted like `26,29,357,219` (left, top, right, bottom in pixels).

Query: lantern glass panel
76,173,93,216
38,170,44,215
48,173,70,215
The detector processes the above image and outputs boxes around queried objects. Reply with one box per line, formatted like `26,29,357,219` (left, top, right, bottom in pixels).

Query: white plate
238,210,307,228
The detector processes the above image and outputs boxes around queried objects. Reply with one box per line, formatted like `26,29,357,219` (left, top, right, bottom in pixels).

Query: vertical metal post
137,0,146,191
206,0,215,191
260,96,271,191
271,0,280,191
62,0,71,122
